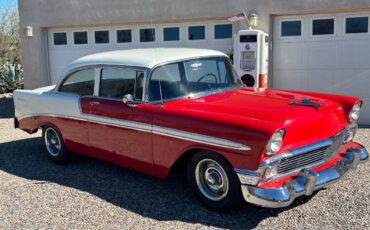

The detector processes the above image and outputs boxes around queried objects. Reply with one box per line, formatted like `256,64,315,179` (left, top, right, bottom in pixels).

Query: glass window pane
140,28,155,42
74,31,88,44
214,24,232,39
60,69,95,96
313,19,334,35
54,32,67,45
163,27,180,41
188,26,205,40
149,63,184,101
149,57,241,101
95,30,109,44
117,29,132,43
346,17,368,34
184,58,232,94
281,21,301,36
100,68,143,100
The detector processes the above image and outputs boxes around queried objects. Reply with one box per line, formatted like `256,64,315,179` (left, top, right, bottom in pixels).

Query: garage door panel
335,69,370,98
274,43,307,68
48,21,233,84
49,49,100,83
308,42,338,68
306,70,339,93
340,40,370,68
274,12,370,124
273,70,307,90
359,98,370,124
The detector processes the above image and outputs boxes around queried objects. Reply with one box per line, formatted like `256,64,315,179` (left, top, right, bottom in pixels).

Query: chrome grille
278,145,330,174
271,126,358,177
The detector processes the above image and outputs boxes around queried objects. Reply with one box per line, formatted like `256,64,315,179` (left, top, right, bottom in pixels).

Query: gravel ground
0,98,369,229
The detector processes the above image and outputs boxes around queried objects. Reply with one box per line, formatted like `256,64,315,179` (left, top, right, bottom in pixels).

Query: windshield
148,57,242,101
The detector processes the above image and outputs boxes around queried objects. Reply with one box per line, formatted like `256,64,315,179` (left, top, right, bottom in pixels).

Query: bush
0,63,24,94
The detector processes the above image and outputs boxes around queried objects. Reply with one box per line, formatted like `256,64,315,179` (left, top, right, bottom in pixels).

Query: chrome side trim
18,113,250,151
153,126,251,151
235,169,261,185
83,113,152,133
18,113,87,122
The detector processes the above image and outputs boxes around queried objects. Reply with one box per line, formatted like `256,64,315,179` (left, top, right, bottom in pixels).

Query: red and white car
14,48,368,211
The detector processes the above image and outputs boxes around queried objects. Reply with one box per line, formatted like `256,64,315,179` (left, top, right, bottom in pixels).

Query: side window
149,63,185,101
281,21,301,36
346,17,368,34
214,24,232,39
312,19,334,35
140,28,155,42
163,27,180,41
59,69,95,96
95,30,109,44
188,26,205,40
53,32,67,45
99,68,144,100
117,29,132,43
74,31,88,44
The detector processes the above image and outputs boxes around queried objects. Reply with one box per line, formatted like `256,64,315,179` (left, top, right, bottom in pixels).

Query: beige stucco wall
18,0,370,89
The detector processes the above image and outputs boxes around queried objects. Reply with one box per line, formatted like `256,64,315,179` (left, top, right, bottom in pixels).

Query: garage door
47,21,234,84
273,12,370,125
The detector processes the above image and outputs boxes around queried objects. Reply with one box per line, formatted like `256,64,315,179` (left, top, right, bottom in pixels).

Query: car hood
167,87,349,150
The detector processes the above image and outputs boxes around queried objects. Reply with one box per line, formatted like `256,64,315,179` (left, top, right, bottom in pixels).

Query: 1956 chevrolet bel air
13,48,368,211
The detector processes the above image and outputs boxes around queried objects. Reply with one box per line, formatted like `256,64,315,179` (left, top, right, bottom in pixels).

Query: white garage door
47,21,234,84
273,12,370,125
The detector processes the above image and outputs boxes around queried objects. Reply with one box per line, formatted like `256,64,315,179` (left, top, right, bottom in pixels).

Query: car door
56,68,96,154
80,67,154,173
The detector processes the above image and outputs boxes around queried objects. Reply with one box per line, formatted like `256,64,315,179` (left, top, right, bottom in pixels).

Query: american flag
227,12,247,22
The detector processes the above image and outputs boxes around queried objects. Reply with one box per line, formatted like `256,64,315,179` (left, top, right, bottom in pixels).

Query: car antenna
151,16,164,107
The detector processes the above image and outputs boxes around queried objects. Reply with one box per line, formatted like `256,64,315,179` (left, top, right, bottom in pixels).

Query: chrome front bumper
238,147,368,208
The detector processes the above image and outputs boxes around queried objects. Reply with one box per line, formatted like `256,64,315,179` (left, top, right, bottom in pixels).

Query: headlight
266,129,285,156
349,102,362,122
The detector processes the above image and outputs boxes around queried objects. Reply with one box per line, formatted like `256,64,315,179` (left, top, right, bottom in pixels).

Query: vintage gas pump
233,29,269,88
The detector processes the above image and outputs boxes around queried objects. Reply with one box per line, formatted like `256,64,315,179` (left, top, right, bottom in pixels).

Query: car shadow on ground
0,98,14,119
0,137,318,229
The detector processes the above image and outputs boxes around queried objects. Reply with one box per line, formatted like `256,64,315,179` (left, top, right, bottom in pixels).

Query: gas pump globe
233,29,269,88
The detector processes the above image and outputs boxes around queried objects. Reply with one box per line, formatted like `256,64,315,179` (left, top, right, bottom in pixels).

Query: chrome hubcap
195,159,229,201
44,128,61,157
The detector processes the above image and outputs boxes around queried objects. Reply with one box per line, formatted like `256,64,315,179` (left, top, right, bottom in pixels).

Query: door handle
89,101,100,106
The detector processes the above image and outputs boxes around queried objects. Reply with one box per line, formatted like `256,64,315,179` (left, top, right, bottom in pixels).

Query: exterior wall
19,0,370,89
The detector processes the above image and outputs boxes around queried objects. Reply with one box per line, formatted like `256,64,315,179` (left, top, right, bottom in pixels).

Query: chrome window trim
18,113,250,151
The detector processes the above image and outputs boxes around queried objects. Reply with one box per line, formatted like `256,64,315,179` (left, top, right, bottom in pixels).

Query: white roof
64,48,227,74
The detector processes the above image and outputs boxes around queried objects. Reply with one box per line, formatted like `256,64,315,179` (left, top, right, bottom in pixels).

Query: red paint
17,87,362,183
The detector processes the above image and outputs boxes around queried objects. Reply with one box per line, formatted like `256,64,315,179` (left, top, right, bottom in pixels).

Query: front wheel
187,151,244,211
42,126,70,164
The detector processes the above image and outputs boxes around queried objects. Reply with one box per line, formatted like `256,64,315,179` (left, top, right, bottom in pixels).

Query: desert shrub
0,63,23,93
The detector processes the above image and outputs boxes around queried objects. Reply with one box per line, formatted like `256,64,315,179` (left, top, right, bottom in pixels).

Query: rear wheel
187,151,243,211
42,126,70,163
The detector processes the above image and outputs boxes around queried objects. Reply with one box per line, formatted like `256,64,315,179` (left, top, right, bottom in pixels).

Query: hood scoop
289,97,325,111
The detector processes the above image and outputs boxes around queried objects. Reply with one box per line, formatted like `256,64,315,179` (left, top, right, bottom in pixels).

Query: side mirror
122,94,134,104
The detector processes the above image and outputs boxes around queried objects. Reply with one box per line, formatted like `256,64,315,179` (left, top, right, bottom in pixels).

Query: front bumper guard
239,147,368,208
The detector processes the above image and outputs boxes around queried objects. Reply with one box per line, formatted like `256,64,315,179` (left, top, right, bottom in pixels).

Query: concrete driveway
0,98,369,229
